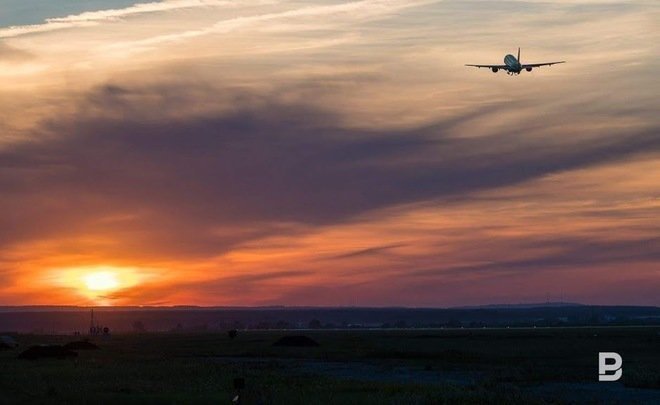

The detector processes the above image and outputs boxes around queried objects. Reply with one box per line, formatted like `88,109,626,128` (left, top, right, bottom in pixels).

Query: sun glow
83,271,120,291
47,265,148,304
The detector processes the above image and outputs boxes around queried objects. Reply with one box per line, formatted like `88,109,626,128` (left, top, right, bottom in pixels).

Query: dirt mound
18,345,78,360
63,341,99,350
273,335,319,347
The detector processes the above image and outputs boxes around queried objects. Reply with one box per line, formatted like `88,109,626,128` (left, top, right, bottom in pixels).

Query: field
1,327,659,404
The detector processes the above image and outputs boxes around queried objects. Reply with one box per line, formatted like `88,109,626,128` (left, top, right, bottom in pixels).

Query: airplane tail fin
517,47,521,62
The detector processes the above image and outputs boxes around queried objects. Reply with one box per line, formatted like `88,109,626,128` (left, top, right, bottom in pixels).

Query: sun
83,271,120,291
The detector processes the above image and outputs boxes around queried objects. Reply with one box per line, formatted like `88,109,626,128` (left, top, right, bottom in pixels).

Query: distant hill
455,302,585,309
1,305,659,333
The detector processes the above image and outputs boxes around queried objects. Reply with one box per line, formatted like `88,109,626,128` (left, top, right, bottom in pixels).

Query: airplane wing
521,61,565,68
465,64,509,69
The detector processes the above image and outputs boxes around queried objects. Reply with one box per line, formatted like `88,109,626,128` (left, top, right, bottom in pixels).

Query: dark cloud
413,237,660,278
0,81,658,261
327,243,407,260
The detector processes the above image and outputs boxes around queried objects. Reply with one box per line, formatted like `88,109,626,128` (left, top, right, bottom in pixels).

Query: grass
0,327,658,404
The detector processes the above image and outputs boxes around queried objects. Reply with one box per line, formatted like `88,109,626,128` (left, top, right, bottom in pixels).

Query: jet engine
526,67,532,72
491,67,498,73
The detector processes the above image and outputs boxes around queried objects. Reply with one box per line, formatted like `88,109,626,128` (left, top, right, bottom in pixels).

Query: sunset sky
0,0,658,307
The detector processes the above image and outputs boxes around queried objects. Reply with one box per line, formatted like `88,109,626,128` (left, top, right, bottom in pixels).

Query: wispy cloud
101,0,434,54
0,41,32,60
0,0,236,38
0,0,431,40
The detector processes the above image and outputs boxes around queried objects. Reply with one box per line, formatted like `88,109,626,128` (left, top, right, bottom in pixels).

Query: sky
0,0,658,307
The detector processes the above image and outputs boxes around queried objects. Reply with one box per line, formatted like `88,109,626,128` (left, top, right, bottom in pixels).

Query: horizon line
3,302,659,312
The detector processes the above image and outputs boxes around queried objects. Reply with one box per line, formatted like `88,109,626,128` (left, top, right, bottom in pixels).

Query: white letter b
599,352,622,381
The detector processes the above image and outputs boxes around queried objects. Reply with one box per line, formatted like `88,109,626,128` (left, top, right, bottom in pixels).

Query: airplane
466,48,565,75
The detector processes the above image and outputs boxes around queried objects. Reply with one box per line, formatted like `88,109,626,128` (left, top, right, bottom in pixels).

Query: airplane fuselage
465,48,565,75
504,54,522,73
